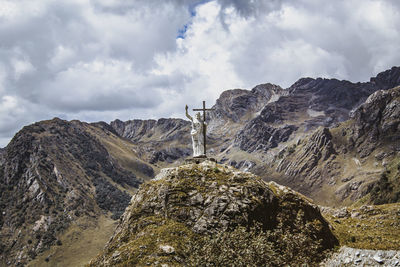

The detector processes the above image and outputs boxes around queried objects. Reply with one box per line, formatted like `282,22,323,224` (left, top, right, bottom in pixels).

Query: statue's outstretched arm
185,105,193,121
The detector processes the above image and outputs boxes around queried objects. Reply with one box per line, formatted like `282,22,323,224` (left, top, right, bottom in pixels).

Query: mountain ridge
1,66,400,265
0,118,155,266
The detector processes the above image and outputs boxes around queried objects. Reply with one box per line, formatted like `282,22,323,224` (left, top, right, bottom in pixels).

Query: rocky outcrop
235,121,298,153
288,77,376,112
351,86,400,157
205,84,287,155
0,148,5,166
209,83,284,124
267,86,400,204
0,118,142,266
370,66,400,90
110,118,192,165
110,118,190,143
149,147,191,164
277,127,335,177
90,161,337,266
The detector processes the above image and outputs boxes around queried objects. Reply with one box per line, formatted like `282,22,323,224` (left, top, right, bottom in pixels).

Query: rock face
267,86,400,204
235,120,298,153
275,127,336,189
90,161,338,266
351,86,400,157
233,67,400,153
370,66,400,89
110,118,190,143
209,83,284,124
110,118,191,165
0,118,148,266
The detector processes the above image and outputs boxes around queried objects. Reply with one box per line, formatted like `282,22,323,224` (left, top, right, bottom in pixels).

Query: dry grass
323,203,400,250
86,125,158,180
27,215,117,267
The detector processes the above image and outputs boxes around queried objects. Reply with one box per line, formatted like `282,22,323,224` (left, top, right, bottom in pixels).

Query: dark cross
193,101,215,156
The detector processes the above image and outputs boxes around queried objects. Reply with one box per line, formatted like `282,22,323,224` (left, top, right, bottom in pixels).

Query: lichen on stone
89,160,338,266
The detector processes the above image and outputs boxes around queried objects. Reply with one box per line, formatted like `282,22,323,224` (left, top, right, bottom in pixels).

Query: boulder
89,161,338,266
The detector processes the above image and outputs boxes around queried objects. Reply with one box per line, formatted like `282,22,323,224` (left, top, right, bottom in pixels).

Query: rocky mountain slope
2,66,400,266
105,66,400,207
0,118,155,266
108,83,286,168
110,118,192,167
266,86,400,205
229,67,400,158
89,161,337,266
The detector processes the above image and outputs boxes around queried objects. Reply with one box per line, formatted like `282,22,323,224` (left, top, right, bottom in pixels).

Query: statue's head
195,112,201,120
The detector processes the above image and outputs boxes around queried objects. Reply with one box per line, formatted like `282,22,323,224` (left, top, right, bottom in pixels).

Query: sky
0,0,400,147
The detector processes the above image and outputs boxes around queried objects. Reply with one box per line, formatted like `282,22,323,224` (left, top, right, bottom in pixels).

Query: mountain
108,83,286,167
265,86,400,206
106,66,400,206
0,118,155,266
89,161,337,266
209,67,400,205
230,67,400,157
1,66,400,266
110,118,191,167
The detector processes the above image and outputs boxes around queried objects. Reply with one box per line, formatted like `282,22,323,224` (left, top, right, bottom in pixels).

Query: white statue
185,105,206,157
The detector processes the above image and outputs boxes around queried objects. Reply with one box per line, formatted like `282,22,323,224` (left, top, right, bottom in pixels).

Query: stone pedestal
184,156,216,164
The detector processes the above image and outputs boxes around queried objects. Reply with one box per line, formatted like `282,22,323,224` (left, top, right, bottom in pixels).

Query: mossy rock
89,161,338,266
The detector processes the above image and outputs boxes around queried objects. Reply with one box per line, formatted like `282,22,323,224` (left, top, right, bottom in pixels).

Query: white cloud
40,59,164,111
12,58,35,80
0,0,400,147
0,64,7,94
0,95,27,134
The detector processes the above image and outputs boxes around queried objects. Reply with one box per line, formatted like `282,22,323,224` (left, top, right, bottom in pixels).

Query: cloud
40,59,164,111
0,0,400,147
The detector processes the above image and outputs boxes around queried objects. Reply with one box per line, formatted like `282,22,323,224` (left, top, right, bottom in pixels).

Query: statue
185,105,206,157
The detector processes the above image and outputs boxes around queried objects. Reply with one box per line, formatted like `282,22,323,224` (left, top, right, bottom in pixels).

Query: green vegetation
28,216,116,267
287,143,297,154
92,216,330,266
103,216,195,266
370,157,400,204
90,162,337,266
324,203,400,250
186,224,326,267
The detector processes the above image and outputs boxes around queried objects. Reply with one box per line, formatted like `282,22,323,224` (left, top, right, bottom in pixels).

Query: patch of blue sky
176,0,214,39
177,24,189,39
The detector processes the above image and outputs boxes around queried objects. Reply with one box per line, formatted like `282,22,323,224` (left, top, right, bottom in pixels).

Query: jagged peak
214,88,251,105
351,86,400,120
110,117,187,126
287,77,315,91
370,66,400,89
364,85,400,105
251,83,283,94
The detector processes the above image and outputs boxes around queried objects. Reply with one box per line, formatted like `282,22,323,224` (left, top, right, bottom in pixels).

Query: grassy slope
28,215,117,267
323,203,400,250
87,124,158,181
17,121,146,266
